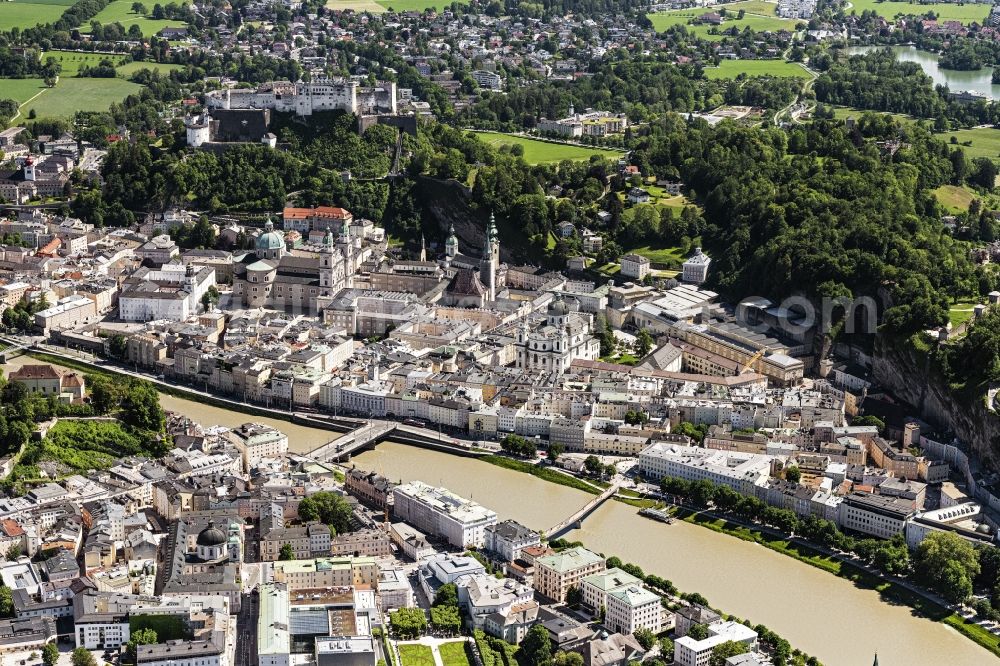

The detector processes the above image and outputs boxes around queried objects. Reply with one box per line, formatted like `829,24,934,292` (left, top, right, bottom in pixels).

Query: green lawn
635,183,693,215
0,0,69,30
398,644,435,666
376,0,468,10
116,60,183,76
438,642,471,666
42,50,130,76
848,0,989,24
948,299,982,328
627,244,687,267
703,59,812,79
933,184,976,213
827,110,1000,167
81,1,187,36
0,78,48,106
45,50,182,78
471,131,623,164
326,0,386,10
596,262,621,276
19,78,143,119
648,1,800,39
936,127,1000,163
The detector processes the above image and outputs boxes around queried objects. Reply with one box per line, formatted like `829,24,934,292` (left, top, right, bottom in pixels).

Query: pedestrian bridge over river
545,481,622,538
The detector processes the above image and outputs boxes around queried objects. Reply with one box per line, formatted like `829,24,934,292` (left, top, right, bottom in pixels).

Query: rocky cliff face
873,335,1000,470
416,176,509,261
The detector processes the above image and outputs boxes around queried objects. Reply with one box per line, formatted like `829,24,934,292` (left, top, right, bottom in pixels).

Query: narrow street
235,590,259,666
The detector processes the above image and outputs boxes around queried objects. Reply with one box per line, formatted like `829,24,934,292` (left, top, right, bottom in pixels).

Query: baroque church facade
441,213,506,307
233,218,361,313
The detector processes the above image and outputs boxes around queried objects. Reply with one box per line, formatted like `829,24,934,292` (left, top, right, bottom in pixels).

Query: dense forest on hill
457,58,801,130
628,113,984,334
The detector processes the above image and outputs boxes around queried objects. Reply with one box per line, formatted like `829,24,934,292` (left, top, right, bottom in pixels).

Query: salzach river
351,444,996,666
847,45,1000,99
4,355,998,666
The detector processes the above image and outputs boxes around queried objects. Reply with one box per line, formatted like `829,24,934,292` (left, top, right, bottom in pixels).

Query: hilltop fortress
204,77,397,116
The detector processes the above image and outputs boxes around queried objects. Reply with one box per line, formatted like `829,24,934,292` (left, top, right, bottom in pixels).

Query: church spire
420,235,426,262
872,652,878,666
484,215,494,258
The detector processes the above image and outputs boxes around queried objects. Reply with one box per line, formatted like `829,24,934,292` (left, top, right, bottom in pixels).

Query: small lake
847,45,1000,99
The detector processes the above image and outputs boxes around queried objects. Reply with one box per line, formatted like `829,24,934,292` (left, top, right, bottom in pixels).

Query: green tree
689,479,716,507
389,608,426,638
547,443,565,462
688,623,710,641
784,465,800,483
126,628,158,664
122,381,165,433
109,334,128,360
501,434,534,457
658,638,674,662
709,640,748,666
553,652,583,666
433,582,459,608
914,532,980,604
88,375,123,414
0,586,13,617
672,422,709,443
72,647,98,666
635,329,654,358
972,157,998,190
131,2,147,14
201,286,220,312
632,628,655,650
850,416,885,433
429,604,462,635
42,642,59,666
279,543,294,561
298,492,353,535
566,585,583,606
584,455,603,476
518,624,553,666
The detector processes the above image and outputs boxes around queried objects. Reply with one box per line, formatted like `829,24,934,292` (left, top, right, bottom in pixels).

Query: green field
42,50,130,76
18,78,143,119
648,0,799,39
933,184,976,213
0,78,48,107
472,131,623,164
627,244,687,266
326,0,386,10
81,1,187,36
375,0,468,10
936,127,1000,163
116,60,183,75
703,59,812,79
438,642,471,666
0,0,69,31
848,0,989,24
397,645,435,666
948,299,982,328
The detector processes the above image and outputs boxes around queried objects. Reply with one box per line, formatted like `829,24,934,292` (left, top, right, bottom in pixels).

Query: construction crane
741,346,768,374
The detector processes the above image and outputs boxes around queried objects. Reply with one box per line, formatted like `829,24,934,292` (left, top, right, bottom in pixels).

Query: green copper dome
256,217,285,251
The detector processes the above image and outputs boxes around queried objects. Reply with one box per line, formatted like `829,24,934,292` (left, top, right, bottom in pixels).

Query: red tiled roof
10,364,61,380
1,519,24,537
62,373,84,388
282,206,352,220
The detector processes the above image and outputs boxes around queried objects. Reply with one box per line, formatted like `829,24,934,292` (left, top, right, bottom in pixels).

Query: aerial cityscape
6,0,1000,664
